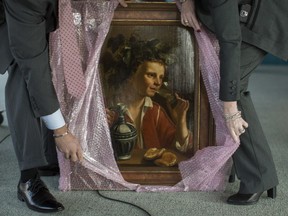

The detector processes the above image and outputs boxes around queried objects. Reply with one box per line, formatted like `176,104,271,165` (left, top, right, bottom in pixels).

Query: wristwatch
179,0,187,3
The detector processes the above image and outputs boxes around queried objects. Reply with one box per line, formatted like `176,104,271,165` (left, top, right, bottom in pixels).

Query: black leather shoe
227,187,277,205
38,164,60,176
17,175,64,213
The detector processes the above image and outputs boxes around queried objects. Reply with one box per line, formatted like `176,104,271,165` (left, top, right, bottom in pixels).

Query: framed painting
99,1,215,185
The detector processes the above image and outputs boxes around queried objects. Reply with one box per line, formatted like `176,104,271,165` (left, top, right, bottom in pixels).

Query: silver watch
179,0,187,3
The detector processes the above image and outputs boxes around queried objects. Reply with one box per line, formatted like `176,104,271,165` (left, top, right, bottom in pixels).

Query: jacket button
240,10,249,18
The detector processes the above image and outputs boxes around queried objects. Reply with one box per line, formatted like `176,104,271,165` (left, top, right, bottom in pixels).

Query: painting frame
99,2,215,185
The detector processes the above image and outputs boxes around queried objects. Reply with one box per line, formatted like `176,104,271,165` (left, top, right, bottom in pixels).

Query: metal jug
110,104,137,160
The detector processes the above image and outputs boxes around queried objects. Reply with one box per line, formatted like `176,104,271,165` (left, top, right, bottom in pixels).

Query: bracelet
53,131,69,138
224,111,241,122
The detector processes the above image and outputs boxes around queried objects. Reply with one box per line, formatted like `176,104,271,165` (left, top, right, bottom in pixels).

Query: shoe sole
227,199,258,205
17,191,64,213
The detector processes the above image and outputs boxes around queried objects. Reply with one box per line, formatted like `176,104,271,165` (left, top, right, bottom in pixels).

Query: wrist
53,131,70,138
223,101,238,113
224,111,242,122
53,125,69,138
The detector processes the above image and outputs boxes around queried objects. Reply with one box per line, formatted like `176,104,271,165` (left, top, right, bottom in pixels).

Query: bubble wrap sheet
49,0,239,192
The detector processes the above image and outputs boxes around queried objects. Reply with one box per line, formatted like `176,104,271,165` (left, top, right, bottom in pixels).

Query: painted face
130,61,165,98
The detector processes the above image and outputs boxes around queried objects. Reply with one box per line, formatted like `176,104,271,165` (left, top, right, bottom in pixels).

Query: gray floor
0,65,288,216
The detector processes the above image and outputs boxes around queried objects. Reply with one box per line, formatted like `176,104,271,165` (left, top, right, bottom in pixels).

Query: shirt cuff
41,109,66,130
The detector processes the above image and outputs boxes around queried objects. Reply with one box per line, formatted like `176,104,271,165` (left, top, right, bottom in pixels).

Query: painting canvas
98,2,214,185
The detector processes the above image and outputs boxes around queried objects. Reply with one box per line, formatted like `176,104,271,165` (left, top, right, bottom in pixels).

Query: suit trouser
234,42,279,193
3,0,58,171
5,62,58,171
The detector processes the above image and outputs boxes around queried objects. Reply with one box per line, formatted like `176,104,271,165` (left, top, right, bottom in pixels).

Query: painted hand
169,93,190,123
106,108,117,127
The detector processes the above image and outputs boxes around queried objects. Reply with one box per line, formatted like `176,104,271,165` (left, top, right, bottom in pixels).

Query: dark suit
0,0,59,170
196,0,282,193
197,0,288,101
0,1,12,74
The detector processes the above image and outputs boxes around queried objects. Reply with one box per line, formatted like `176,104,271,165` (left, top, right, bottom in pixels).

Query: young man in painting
103,34,193,154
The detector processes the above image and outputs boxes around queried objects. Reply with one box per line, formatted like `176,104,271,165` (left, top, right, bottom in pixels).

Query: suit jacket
0,0,60,117
0,0,13,74
0,23,13,74
0,0,4,25
196,0,288,101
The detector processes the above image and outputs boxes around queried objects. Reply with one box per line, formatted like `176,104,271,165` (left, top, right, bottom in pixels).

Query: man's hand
54,126,83,162
118,0,127,7
180,0,201,31
224,101,248,143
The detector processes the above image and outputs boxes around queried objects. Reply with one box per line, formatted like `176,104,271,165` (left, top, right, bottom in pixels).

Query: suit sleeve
0,0,14,74
209,0,242,101
0,0,4,25
4,1,60,117
0,23,13,74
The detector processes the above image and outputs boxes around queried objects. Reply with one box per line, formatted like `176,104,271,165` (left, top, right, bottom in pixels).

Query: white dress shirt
41,109,66,130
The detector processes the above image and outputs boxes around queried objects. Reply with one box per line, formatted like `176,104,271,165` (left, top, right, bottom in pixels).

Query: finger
186,17,196,29
106,109,113,116
243,121,249,128
182,20,188,26
108,109,116,116
233,135,240,143
231,131,240,143
118,0,127,7
77,148,84,161
191,16,201,31
239,128,246,135
235,129,242,136
182,100,189,109
183,14,198,30
64,153,70,160
70,153,78,162
181,16,189,26
56,145,63,153
183,101,189,111
228,126,239,143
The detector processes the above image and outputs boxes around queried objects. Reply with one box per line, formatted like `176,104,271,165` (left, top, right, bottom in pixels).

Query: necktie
58,0,86,98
